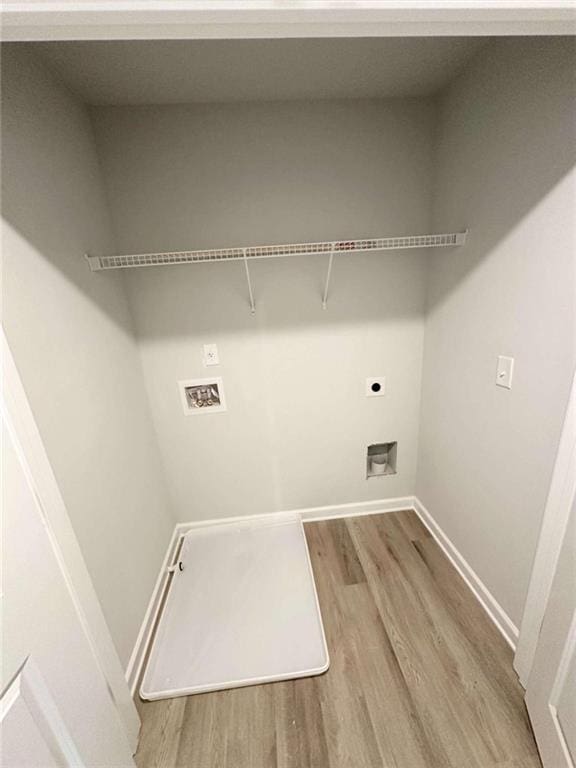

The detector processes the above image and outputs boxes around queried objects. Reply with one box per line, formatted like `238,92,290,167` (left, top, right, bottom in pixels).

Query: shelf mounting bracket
322,245,336,310
243,249,256,314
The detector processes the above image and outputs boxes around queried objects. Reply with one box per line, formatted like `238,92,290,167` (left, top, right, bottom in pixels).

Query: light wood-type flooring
135,510,542,768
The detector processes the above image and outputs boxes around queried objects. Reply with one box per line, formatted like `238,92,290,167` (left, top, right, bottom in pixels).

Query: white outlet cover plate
203,343,219,366
366,377,386,397
496,356,514,389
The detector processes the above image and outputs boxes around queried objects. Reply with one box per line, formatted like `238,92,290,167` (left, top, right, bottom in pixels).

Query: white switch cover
496,356,514,389
203,343,219,367
366,377,386,397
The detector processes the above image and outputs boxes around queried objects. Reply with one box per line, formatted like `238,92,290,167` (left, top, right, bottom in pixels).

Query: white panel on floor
141,516,329,700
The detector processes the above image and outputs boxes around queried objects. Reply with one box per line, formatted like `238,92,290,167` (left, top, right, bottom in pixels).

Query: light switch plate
203,343,219,367
366,377,386,397
496,356,514,389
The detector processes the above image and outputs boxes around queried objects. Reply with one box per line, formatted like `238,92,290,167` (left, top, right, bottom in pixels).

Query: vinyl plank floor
135,510,542,768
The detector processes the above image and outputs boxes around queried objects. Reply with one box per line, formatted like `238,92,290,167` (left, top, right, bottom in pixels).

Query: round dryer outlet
366,377,386,397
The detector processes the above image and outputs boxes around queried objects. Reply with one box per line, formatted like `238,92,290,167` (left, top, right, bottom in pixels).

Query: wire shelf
85,232,467,272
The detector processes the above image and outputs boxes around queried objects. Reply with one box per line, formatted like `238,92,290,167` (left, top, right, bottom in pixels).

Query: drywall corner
1,44,176,666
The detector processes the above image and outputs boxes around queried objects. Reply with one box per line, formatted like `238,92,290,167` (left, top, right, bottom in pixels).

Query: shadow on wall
110,39,575,341
2,218,135,338
2,39,574,339
1,44,133,335
426,36,576,311
123,249,429,340
1,44,179,667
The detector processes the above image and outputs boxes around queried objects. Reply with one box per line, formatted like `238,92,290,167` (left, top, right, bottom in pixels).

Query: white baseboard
296,496,415,522
413,497,519,650
170,496,416,535
125,525,182,697
126,493,518,695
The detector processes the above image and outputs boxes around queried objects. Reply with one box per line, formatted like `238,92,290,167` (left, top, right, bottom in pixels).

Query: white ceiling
26,37,487,105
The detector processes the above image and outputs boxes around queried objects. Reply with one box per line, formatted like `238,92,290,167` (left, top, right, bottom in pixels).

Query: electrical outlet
366,377,386,397
203,343,219,367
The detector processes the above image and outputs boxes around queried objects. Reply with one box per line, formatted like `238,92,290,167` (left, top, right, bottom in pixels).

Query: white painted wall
1,46,175,666
416,37,576,629
91,99,434,521
5,37,572,659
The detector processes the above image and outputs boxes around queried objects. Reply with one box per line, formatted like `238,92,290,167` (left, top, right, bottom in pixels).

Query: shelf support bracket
322,246,336,310
243,249,256,314
85,254,103,272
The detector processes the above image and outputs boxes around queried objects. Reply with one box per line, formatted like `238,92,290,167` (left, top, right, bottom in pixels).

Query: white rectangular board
141,516,329,700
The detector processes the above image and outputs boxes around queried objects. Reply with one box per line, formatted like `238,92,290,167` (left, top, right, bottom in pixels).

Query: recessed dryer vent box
367,442,397,478
178,377,227,415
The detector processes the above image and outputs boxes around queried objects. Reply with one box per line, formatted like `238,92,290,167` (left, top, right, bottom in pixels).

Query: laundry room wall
92,98,435,521
1,45,175,666
416,37,576,630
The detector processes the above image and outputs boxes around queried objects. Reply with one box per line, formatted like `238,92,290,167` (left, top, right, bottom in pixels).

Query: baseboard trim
125,525,182,697
170,496,416,535
413,497,519,650
296,496,416,522
173,509,295,535
126,493,518,695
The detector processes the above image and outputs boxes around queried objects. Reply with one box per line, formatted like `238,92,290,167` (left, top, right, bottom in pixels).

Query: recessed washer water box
178,376,227,415
140,516,329,700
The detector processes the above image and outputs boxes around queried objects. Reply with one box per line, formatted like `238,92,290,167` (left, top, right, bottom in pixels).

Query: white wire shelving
86,231,467,313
